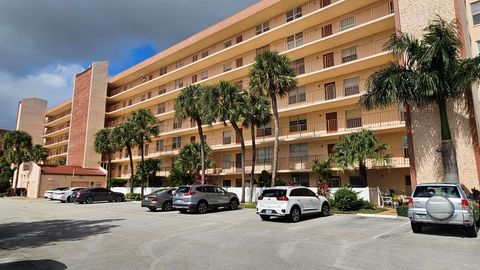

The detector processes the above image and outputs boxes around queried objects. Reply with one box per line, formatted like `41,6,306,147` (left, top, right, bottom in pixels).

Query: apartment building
15,0,480,195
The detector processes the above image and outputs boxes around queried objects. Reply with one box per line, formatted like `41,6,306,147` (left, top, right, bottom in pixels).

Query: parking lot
0,198,478,270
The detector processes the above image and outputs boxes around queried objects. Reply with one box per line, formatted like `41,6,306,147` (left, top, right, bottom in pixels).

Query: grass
240,202,257,209
331,207,388,215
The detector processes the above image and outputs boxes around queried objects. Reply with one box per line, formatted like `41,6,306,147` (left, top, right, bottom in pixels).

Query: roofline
46,98,72,115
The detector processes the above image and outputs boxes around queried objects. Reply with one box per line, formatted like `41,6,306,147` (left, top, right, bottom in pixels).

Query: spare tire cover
425,196,454,220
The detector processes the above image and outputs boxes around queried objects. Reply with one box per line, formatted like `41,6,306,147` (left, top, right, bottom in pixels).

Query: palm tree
360,17,480,182
174,84,213,184
135,159,160,186
94,128,119,189
312,159,333,183
2,130,32,194
209,81,249,202
29,144,49,164
249,51,297,186
242,92,271,202
111,120,138,193
170,143,214,185
129,109,158,197
331,129,390,186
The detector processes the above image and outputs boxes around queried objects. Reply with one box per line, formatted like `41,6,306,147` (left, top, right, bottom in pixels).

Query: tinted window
214,187,225,193
72,188,84,191
167,189,176,195
97,188,109,192
261,189,287,197
305,189,317,197
413,186,461,198
290,189,301,196
176,187,191,193
203,186,215,193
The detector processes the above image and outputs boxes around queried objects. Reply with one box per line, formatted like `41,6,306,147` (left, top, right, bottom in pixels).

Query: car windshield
413,186,461,198
176,187,191,194
261,189,287,197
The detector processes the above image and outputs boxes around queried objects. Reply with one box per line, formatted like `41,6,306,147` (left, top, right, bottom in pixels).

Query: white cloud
0,63,85,129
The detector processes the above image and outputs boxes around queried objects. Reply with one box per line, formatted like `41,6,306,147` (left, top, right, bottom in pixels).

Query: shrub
0,179,10,193
333,187,361,211
396,205,409,217
359,199,374,210
109,178,128,187
126,193,142,201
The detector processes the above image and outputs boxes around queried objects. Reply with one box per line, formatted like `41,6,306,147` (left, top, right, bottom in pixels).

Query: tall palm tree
210,81,248,202
94,128,120,189
29,144,49,164
111,120,138,193
249,51,297,186
242,92,271,202
332,129,390,186
360,17,480,182
174,84,213,184
170,143,214,186
129,109,158,197
2,130,32,194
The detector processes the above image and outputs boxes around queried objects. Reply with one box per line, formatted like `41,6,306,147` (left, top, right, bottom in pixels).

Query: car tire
465,222,478,238
411,222,423,233
228,199,239,210
320,203,330,217
115,195,123,202
66,196,71,203
197,201,208,214
162,201,173,211
179,209,188,214
260,215,270,221
60,200,66,203
289,207,301,223
148,207,157,212
85,196,94,204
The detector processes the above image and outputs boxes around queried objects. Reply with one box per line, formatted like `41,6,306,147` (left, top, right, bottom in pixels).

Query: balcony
45,112,71,127
44,123,70,138
44,135,69,148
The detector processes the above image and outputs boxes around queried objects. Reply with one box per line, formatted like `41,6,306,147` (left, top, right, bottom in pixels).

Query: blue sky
108,44,158,76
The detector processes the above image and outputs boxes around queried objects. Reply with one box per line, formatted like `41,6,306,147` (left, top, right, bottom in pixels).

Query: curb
356,213,398,219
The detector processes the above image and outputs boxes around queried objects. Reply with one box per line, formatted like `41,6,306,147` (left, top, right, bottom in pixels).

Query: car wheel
162,201,173,211
465,222,478,238
229,199,239,210
289,207,301,223
411,222,423,233
85,196,94,204
115,195,123,202
197,201,208,214
320,203,330,217
66,196,71,203
60,200,66,203
148,207,157,212
179,209,188,214
260,215,270,221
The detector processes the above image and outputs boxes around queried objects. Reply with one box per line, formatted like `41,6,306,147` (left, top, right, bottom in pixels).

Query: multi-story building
14,0,480,197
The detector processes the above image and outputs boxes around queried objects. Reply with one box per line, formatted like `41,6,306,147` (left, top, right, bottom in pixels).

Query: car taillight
148,196,158,201
185,190,195,196
258,195,263,200
461,199,469,211
277,196,289,201
408,198,413,208
58,192,64,195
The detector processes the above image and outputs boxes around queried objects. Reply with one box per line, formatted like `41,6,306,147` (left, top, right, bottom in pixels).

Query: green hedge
396,205,409,217
126,193,142,201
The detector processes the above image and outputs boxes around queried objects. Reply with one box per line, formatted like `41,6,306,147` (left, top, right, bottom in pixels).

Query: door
326,112,337,132
215,187,230,206
289,189,306,211
324,82,336,100
305,188,321,211
321,0,331,8
323,53,334,68
405,176,412,195
322,24,332,38
235,153,242,169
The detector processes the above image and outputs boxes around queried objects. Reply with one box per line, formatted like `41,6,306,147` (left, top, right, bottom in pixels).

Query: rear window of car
154,189,167,194
261,189,287,197
413,186,461,198
176,187,191,193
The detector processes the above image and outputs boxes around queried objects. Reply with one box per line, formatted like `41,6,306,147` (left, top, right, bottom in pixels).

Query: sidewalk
356,207,399,219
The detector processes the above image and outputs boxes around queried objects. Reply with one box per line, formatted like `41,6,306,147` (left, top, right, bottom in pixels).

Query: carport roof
40,165,105,176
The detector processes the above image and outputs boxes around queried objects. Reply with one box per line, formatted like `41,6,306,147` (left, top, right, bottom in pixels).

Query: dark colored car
72,188,125,204
141,188,177,211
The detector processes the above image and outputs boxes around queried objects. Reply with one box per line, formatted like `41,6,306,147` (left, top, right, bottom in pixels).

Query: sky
0,0,258,130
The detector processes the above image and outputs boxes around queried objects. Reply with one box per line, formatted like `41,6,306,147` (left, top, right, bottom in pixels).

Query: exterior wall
16,162,42,198
15,98,47,145
397,0,480,188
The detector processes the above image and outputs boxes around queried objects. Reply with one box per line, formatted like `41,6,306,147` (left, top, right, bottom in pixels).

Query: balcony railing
46,110,71,124
44,122,70,135
44,134,69,146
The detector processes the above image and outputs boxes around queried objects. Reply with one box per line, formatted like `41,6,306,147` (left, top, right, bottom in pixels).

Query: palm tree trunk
270,94,280,187
13,157,20,195
107,153,112,189
359,161,368,187
140,142,146,197
438,100,459,182
249,125,256,203
126,145,135,194
196,119,205,184
232,122,246,203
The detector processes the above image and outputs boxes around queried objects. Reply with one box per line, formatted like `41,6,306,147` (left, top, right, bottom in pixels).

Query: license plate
266,210,272,214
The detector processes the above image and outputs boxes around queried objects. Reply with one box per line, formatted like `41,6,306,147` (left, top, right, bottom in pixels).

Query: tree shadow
0,259,67,270
420,223,476,238
0,219,123,250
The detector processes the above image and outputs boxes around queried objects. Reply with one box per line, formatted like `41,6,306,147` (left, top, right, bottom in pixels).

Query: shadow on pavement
0,219,123,250
420,224,476,238
0,259,67,270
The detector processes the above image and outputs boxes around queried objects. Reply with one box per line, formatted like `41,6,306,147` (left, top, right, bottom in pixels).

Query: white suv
256,186,330,222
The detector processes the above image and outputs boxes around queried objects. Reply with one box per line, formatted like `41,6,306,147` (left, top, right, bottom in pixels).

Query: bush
359,198,374,210
125,193,142,201
0,179,10,193
396,205,409,217
109,178,127,187
334,187,361,211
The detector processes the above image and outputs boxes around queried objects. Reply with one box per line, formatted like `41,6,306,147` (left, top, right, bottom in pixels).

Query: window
201,71,208,80
128,99,133,106
147,92,152,99
223,180,232,187
224,40,232,48
157,103,166,114
328,176,341,188
148,74,153,81
472,2,480,25
477,41,480,56
286,6,302,22
159,66,168,76
413,185,461,198
236,58,243,68
223,62,232,72
289,115,307,132
402,136,409,158
287,32,303,50
176,60,183,69
223,131,232,144
341,46,357,63
257,122,272,137
389,0,395,13
288,87,306,104
172,137,182,149
322,24,333,38
173,118,182,129
191,74,197,83
256,45,270,56
340,16,355,31
323,53,334,68
201,50,209,58
223,154,232,169
190,136,195,143
324,82,336,100
175,79,183,89
327,144,336,156
156,140,164,152
192,54,198,62
292,58,305,75
320,0,331,8
345,108,362,128
140,94,145,102
144,144,149,156
257,147,273,163
255,21,270,35
290,143,308,161
236,179,242,187
344,77,360,96
158,85,166,95
236,35,243,43
158,121,165,133
291,174,309,187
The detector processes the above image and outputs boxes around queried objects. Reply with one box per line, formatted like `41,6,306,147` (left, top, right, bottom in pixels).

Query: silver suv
173,185,239,214
408,183,479,237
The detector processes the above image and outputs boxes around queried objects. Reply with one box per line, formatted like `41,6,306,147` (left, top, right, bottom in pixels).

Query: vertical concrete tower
16,98,47,145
